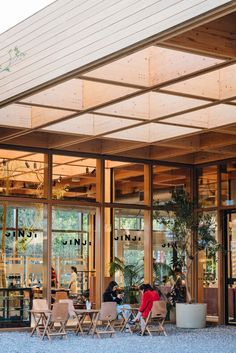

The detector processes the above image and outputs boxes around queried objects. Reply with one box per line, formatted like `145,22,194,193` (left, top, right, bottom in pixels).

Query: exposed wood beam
0,58,234,145
164,13,236,59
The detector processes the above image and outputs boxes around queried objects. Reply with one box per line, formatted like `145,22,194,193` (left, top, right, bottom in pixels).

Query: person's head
139,283,153,293
105,281,118,292
145,283,153,291
71,266,77,274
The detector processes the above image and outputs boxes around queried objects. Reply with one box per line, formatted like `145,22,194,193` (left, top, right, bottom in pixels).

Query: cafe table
74,309,99,335
30,309,52,337
120,307,140,334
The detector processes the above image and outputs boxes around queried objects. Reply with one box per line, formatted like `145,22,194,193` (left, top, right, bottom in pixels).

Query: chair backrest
59,299,75,318
151,300,167,318
32,299,48,311
55,291,68,302
51,303,69,322
99,302,117,321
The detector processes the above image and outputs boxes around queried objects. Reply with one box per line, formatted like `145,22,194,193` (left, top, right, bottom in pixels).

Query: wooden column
217,165,224,324
95,159,105,308
44,153,52,303
144,164,152,284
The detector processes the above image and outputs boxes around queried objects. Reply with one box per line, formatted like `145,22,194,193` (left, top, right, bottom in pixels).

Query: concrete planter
176,303,207,328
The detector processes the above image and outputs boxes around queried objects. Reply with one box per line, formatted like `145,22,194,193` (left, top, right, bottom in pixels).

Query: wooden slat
0,0,233,104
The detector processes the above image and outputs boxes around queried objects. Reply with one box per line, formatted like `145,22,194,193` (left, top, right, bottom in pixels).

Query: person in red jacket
129,283,160,334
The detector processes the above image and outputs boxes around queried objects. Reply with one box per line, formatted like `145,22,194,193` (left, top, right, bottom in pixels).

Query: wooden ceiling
0,11,236,165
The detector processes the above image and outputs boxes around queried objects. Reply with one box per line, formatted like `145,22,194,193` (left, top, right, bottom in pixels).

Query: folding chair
31,299,50,337
141,300,167,337
42,302,69,340
92,302,117,338
59,299,84,335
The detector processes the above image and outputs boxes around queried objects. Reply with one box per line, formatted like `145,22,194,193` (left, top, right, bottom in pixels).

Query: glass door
225,211,236,324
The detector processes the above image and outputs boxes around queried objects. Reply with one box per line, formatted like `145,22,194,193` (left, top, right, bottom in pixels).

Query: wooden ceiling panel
164,63,236,100
43,113,139,136
165,13,236,59
105,122,200,143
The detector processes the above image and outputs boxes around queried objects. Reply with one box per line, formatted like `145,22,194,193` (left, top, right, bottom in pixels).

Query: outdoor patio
0,325,235,353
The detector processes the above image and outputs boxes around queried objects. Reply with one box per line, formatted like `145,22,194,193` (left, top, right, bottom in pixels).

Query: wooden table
120,307,140,334
30,309,52,337
74,309,99,335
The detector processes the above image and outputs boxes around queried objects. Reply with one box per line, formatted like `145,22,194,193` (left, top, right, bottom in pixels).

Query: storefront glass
51,206,96,302
0,149,47,198
197,166,217,208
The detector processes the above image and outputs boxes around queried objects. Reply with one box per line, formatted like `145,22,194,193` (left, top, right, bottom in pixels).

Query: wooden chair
92,302,117,338
31,299,50,337
42,303,69,340
141,300,167,337
59,299,84,335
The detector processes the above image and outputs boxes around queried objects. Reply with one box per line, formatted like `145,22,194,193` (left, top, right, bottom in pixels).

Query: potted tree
154,189,220,328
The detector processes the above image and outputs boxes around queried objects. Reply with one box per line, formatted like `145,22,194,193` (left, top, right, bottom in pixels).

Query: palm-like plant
154,189,220,303
109,257,143,303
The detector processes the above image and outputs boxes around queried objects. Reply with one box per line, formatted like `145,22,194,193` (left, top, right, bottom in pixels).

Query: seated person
129,283,160,335
103,281,130,319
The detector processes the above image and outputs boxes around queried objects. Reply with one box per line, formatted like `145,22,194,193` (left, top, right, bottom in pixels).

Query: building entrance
225,211,236,325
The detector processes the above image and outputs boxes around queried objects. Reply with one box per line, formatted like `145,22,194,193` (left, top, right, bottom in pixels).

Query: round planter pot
176,303,207,329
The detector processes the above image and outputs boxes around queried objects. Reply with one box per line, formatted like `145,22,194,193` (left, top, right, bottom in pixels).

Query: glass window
153,211,175,286
112,162,144,205
221,162,236,206
51,206,96,301
197,166,217,208
153,165,191,205
0,149,47,198
0,202,46,293
52,155,97,201
110,208,144,303
197,211,218,317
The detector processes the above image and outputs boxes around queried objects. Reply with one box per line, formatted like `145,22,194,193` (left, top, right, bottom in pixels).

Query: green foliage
153,262,174,285
154,189,220,267
109,257,143,303
0,47,25,73
154,189,221,302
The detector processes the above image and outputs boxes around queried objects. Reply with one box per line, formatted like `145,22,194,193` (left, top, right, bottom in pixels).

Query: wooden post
144,164,152,284
95,159,105,308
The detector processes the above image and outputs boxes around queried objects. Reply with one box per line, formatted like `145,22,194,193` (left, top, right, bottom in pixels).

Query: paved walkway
0,325,236,353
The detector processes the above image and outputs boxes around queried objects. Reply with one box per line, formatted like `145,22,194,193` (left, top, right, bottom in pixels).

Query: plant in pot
154,188,221,328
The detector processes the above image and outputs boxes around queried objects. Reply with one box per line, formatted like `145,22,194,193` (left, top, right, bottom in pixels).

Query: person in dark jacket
103,280,130,319
103,281,123,304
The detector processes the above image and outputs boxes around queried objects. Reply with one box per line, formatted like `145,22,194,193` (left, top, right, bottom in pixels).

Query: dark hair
71,266,77,274
105,281,118,293
139,283,153,292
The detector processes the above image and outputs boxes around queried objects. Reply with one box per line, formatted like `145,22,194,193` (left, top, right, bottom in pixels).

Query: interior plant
154,188,221,304
109,257,143,303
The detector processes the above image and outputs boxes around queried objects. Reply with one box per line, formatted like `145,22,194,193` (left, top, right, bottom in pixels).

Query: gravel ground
0,325,236,353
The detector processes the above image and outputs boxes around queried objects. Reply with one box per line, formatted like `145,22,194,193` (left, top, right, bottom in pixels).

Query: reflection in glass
153,165,190,205
0,203,45,291
52,155,97,201
112,208,144,303
52,206,95,300
197,166,217,208
153,212,174,286
221,163,236,206
113,163,144,204
198,211,218,317
0,149,47,198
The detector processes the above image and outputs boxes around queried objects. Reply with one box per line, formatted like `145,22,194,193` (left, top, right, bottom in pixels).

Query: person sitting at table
103,280,130,318
129,283,160,335
69,266,78,294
